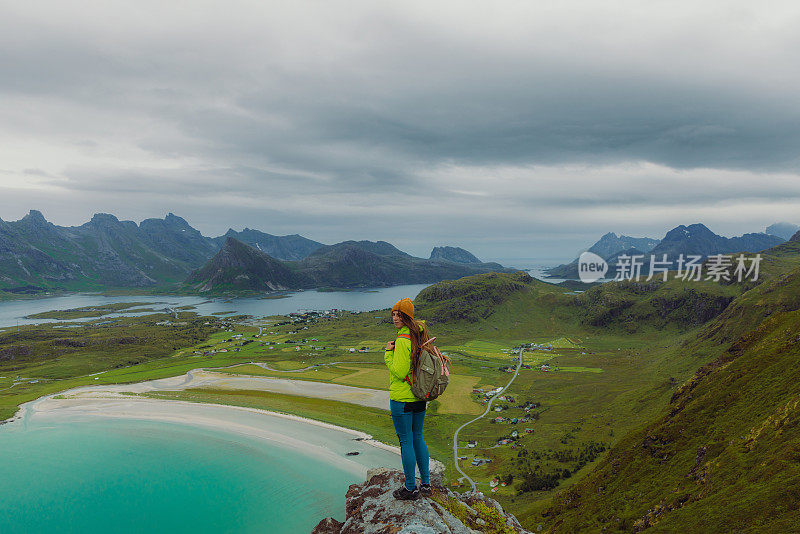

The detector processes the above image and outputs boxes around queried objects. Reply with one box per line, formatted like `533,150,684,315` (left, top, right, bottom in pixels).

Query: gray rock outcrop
312,469,530,534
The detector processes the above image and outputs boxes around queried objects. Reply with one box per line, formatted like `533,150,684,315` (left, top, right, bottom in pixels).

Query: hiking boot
392,486,419,500
419,484,433,496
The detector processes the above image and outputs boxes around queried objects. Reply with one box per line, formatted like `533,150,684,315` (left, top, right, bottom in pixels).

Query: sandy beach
21,367,390,410
4,369,446,482
4,371,439,479
18,393,399,477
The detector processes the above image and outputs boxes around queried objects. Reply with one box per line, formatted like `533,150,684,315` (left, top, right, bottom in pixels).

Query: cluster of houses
500,362,558,373
497,438,516,448
284,309,341,325
193,347,239,355
154,320,188,327
489,477,512,492
492,415,533,425
472,386,504,399
191,332,260,356
492,398,540,425
497,429,530,448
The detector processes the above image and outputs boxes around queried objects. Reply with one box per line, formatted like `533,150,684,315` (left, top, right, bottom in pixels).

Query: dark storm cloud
1,1,799,259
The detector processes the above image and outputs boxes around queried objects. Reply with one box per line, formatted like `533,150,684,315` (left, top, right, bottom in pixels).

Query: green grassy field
0,312,250,419
220,363,356,382
23,302,157,319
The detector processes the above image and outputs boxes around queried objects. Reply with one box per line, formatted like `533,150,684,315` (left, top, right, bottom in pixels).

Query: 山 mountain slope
541,249,800,532
186,237,299,291
2,210,510,292
650,223,782,262
139,213,219,266
766,221,799,241
187,239,515,291
0,211,223,289
297,241,511,288
217,228,323,261
547,224,783,279
588,232,660,259
430,246,482,264
546,232,660,278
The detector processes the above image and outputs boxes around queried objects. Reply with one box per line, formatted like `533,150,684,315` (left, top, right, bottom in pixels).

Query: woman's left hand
385,341,395,351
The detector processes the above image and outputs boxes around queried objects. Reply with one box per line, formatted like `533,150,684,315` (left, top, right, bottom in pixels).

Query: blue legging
390,399,430,490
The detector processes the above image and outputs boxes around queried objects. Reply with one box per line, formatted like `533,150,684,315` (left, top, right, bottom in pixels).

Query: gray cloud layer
1,1,798,260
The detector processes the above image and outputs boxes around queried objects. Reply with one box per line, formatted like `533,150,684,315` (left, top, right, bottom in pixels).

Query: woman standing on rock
384,297,432,500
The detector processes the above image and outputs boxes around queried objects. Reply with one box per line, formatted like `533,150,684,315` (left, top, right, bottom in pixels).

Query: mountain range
546,224,786,279
186,237,512,291
0,211,508,292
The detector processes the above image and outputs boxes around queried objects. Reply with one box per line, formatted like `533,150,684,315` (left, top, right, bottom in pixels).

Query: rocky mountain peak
221,235,241,251
22,210,48,226
662,223,714,242
164,212,190,226
791,229,800,243
89,213,121,225
211,236,257,265
766,221,800,240
430,246,481,264
312,469,531,534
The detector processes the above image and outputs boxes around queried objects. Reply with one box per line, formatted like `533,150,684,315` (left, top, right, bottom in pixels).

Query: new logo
578,252,608,283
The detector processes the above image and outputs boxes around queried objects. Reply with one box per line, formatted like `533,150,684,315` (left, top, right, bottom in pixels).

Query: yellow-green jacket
384,325,418,402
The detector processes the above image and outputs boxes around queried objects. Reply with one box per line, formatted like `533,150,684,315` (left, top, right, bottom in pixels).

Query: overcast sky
1,1,799,263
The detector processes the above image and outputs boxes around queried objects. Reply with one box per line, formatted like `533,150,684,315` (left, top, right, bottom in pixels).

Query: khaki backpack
403,337,451,401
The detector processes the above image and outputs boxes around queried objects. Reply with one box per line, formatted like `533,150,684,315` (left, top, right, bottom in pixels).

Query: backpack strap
397,333,416,387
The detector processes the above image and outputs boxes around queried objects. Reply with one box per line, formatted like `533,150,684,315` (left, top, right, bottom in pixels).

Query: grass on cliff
539,265,800,533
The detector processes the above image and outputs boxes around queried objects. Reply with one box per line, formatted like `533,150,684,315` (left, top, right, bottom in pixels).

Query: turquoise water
0,418,358,533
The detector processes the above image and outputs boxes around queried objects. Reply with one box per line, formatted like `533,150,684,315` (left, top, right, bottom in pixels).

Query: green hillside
538,247,800,531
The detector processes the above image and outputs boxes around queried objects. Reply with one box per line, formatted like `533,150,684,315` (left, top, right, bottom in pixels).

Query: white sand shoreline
2,365,390,425
2,373,450,479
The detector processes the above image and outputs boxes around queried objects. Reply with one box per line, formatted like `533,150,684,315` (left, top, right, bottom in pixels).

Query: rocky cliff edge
312,468,531,534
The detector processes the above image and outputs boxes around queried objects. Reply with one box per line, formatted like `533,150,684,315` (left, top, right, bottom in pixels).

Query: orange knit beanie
392,297,415,319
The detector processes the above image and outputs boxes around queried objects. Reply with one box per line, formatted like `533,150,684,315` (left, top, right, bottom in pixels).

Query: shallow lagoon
0,416,370,533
